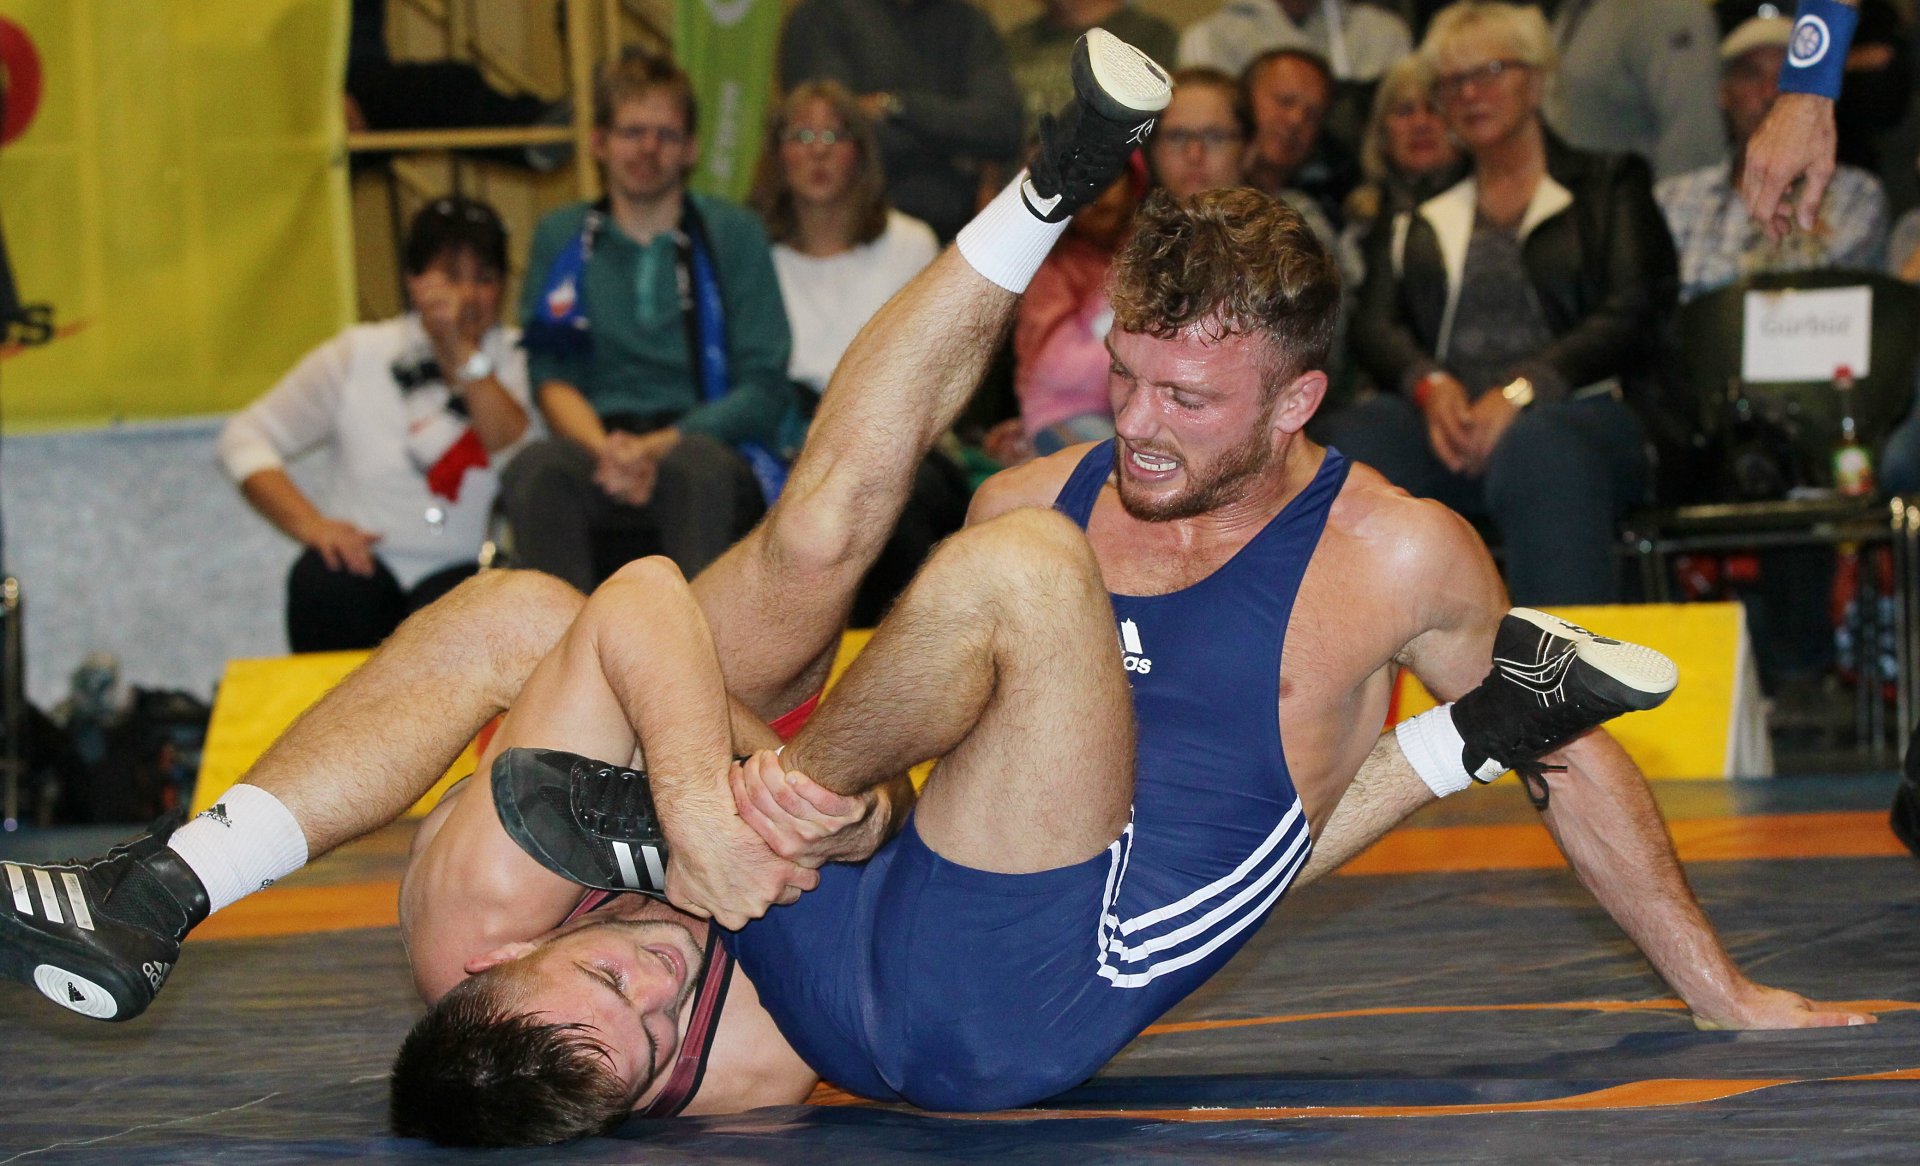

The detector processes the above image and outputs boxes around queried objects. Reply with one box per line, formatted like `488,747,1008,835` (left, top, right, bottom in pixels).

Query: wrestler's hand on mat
1739,92,1837,243
730,750,880,867
300,516,382,576
1691,982,1876,1030
658,767,818,930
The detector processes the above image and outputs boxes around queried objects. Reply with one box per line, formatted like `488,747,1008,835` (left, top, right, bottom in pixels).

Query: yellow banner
0,0,353,428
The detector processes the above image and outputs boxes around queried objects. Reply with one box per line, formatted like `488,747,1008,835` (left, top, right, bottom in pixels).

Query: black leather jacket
1349,131,1679,407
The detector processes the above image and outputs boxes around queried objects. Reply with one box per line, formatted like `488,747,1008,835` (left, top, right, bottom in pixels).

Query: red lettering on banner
1,18,45,146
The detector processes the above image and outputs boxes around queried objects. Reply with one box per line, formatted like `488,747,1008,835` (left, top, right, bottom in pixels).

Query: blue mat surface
4,777,1918,1163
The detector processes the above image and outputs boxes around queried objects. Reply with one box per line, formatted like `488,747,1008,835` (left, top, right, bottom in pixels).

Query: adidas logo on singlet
1119,618,1152,675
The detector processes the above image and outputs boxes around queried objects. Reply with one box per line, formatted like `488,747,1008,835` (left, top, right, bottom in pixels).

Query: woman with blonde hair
1337,1,1678,605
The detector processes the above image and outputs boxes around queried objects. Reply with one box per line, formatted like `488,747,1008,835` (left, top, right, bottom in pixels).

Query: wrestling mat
3,775,1916,1164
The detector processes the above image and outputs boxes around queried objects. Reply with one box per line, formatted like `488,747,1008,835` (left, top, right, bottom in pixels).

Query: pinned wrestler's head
1103,187,1340,522
388,896,705,1146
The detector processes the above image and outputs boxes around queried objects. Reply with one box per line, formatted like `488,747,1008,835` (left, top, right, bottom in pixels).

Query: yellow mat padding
195,604,1746,816
196,630,899,817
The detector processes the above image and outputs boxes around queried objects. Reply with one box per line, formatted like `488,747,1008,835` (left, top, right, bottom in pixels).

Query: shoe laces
1030,103,1130,201
570,761,656,838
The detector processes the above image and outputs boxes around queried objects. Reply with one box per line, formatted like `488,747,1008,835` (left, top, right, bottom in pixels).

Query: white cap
1721,15,1793,63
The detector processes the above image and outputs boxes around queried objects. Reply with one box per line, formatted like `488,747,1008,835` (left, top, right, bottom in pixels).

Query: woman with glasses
749,81,964,625
1338,53,1464,287
1336,2,1678,606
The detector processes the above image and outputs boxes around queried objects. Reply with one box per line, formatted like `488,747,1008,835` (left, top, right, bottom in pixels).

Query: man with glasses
502,52,791,591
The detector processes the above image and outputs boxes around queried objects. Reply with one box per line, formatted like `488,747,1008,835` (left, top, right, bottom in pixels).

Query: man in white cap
1655,13,1887,304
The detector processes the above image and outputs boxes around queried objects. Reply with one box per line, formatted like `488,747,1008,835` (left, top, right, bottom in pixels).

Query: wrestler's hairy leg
692,249,1020,720
783,507,1136,873
251,568,583,857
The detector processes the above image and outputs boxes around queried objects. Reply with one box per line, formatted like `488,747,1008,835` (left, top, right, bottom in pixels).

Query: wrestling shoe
1452,608,1679,807
492,747,671,897
0,818,209,1021
1021,28,1171,222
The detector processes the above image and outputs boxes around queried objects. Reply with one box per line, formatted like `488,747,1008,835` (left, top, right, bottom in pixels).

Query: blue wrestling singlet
722,442,1348,1110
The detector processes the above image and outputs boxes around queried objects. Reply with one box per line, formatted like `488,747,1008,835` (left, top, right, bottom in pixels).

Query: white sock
955,170,1070,293
1395,704,1479,798
165,784,310,913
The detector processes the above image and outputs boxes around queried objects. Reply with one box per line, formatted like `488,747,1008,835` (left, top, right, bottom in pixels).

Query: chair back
1671,269,1920,491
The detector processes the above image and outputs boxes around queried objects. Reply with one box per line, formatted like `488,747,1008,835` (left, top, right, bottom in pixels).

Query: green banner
674,0,782,203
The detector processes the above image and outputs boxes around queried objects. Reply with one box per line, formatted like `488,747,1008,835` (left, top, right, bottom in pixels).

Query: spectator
1543,0,1725,180
1715,0,1910,174
1180,0,1412,85
1337,1,1676,605
505,52,790,592
1005,0,1179,138
1241,48,1349,247
779,0,1025,242
1181,0,1412,157
1657,16,1887,305
1014,167,1145,456
1147,67,1252,200
1339,53,1465,286
748,81,965,624
219,198,533,652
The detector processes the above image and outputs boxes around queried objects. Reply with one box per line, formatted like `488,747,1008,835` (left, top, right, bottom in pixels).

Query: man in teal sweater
507,52,792,589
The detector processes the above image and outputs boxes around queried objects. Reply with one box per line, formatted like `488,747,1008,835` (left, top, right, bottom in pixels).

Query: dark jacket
1350,132,1678,408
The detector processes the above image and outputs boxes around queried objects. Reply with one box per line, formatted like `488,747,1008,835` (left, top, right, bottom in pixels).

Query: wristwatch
453,349,494,387
1500,377,1535,409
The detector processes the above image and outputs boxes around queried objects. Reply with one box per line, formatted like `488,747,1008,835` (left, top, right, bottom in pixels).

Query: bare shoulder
1325,462,1508,696
967,445,1099,524
1327,460,1493,585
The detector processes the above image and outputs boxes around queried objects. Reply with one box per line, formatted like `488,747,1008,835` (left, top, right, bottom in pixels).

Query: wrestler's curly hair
1109,187,1340,396
389,970,641,1146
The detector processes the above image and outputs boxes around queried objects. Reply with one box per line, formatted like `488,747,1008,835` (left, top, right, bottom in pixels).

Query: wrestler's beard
1114,413,1277,523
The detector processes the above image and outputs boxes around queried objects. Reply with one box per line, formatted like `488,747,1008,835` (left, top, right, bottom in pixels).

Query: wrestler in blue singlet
722,442,1349,1110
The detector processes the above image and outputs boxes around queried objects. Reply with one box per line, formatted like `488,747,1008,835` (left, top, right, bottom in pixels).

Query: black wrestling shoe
492,747,671,897
0,819,209,1021
1021,28,1171,222
1453,609,1679,805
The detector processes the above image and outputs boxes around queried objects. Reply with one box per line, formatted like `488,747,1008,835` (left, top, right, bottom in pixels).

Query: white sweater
218,315,534,589
773,211,940,393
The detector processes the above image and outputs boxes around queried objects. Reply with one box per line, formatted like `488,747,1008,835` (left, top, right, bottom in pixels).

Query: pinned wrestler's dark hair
389,971,641,1146
1108,187,1340,393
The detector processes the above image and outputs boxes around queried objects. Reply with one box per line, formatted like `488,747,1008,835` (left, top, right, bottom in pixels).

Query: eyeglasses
1157,128,1242,151
1433,59,1529,100
780,127,847,147
608,124,689,146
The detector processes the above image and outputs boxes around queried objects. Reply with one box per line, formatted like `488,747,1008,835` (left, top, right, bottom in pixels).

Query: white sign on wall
1741,286,1873,382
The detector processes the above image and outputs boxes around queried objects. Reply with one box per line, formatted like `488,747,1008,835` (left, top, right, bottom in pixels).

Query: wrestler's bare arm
1390,508,1872,1030
1292,492,1508,884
